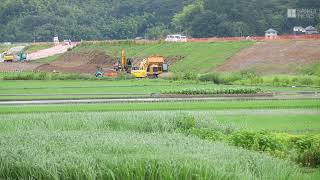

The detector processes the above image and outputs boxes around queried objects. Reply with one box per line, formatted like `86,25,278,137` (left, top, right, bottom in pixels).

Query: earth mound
216,40,320,75
36,50,116,74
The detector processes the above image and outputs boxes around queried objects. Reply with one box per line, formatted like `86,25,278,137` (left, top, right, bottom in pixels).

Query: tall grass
198,72,320,87
0,111,309,179
162,87,262,95
1,71,133,81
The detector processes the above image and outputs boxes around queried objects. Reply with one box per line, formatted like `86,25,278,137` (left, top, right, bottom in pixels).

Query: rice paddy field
0,73,320,179
0,79,319,100
0,98,320,179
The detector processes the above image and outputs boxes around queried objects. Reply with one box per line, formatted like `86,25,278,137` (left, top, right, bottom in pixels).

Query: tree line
0,0,319,42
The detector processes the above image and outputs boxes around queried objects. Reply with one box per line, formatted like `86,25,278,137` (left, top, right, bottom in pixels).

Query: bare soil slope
217,40,320,74
36,50,116,74
0,62,41,72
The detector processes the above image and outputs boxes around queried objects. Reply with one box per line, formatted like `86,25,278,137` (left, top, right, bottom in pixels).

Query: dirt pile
35,50,116,74
216,40,320,75
165,55,184,66
0,62,41,72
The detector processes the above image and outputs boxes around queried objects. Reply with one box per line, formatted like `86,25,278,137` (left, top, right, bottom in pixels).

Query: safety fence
188,34,320,42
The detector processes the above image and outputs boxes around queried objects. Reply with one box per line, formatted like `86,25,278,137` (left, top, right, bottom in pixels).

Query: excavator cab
147,64,163,77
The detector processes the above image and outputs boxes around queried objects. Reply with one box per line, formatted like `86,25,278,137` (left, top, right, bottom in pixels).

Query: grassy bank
0,45,13,53
23,43,54,54
74,41,253,73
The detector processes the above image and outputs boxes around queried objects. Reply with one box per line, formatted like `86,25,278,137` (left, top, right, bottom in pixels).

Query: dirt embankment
216,40,320,75
35,50,116,74
0,62,41,72
1,51,184,74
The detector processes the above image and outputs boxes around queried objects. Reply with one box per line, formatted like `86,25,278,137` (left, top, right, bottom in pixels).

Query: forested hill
0,0,319,42
174,0,320,38
0,0,194,42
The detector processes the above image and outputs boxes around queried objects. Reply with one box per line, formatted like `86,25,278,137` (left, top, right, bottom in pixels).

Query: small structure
53,36,59,45
293,26,306,34
305,26,318,35
265,29,278,39
165,34,187,42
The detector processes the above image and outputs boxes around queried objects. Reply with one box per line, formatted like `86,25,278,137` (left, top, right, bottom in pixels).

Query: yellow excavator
131,56,168,78
114,49,132,73
97,49,132,77
97,49,168,78
3,47,27,62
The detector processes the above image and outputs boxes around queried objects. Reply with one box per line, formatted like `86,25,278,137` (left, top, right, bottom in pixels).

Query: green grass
299,61,320,76
0,99,319,114
0,111,315,179
0,80,318,100
216,113,320,134
0,80,207,97
0,110,319,134
75,41,253,73
30,54,60,64
0,45,13,53
23,43,54,54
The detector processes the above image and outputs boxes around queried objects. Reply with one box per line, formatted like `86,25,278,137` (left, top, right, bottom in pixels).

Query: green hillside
0,0,319,42
74,41,252,73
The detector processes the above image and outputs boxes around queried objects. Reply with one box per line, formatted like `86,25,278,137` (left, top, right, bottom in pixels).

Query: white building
53,36,59,45
293,26,306,33
305,26,318,35
265,29,278,39
165,34,187,42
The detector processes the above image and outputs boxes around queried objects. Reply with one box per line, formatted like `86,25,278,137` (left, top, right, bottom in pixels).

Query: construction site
1,35,320,78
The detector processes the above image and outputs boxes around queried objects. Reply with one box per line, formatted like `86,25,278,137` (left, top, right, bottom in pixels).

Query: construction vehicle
95,49,132,77
95,67,119,77
17,51,27,62
114,49,132,73
131,56,168,78
3,47,27,62
95,49,168,78
3,52,15,62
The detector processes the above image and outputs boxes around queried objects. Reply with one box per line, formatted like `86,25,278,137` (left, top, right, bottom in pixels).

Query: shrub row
1,72,133,81
198,72,242,84
162,87,262,95
174,116,320,168
237,75,320,86
198,72,320,86
228,131,320,168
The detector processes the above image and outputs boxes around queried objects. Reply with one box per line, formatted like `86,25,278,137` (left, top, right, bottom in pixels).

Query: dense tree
0,0,319,42
172,0,320,37
146,24,171,39
0,0,193,42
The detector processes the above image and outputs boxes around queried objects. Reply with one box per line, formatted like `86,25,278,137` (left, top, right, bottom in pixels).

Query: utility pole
33,31,36,43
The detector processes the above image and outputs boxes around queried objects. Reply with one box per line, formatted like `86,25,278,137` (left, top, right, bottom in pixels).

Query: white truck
165,34,187,42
